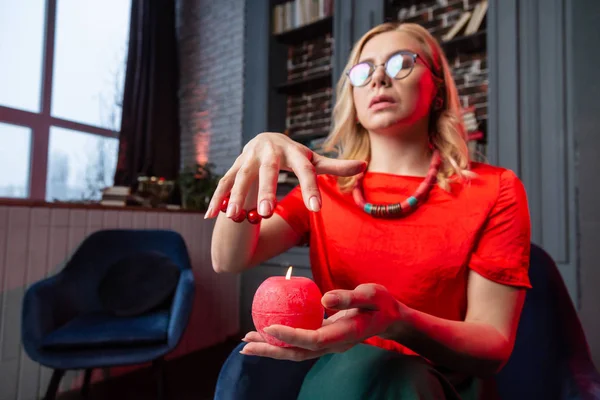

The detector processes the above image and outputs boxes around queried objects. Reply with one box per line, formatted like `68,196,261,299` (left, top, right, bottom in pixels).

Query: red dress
274,162,531,355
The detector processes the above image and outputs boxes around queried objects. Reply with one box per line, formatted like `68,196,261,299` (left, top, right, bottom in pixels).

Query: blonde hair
322,22,473,192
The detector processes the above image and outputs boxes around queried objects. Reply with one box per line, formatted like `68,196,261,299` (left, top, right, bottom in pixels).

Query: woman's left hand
240,284,404,361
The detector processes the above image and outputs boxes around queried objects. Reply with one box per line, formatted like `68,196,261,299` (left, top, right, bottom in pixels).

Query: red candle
252,266,324,347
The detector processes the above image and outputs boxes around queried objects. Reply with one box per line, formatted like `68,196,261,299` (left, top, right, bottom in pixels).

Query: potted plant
178,162,220,211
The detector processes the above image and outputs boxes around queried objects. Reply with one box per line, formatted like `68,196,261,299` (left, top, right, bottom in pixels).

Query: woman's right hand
204,132,367,220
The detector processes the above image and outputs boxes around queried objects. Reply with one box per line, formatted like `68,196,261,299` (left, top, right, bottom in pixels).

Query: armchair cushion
40,310,169,350
98,251,180,317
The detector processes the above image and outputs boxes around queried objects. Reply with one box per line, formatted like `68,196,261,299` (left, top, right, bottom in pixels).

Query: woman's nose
370,65,390,88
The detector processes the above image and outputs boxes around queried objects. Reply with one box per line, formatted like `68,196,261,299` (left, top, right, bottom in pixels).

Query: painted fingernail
258,200,272,216
204,206,213,219
309,196,321,212
226,203,238,218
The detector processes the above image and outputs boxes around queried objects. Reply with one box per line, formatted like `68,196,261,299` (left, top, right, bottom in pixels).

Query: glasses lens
348,63,372,87
386,53,414,79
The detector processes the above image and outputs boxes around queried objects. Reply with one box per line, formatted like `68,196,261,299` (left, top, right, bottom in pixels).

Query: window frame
0,0,122,201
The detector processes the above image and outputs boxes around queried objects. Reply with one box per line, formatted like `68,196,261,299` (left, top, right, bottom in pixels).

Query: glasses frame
346,50,426,88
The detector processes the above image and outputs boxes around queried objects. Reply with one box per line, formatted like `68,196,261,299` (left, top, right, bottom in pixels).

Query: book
464,0,488,35
442,11,472,42
462,106,478,132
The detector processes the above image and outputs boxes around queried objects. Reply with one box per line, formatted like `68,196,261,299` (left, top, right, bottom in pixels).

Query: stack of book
441,0,488,42
272,0,334,34
100,186,130,207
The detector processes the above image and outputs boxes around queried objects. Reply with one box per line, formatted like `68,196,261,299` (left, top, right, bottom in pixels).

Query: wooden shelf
0,198,204,214
275,71,332,95
441,30,486,58
289,130,328,143
274,16,333,45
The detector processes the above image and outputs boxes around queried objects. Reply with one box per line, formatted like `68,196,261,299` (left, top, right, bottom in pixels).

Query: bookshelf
385,0,489,161
268,0,335,191
275,70,332,95
274,15,333,45
239,2,333,334
441,30,487,59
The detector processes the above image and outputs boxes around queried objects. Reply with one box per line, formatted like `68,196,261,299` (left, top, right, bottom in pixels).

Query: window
0,0,46,113
0,123,32,198
47,127,119,201
52,0,130,129
0,0,131,201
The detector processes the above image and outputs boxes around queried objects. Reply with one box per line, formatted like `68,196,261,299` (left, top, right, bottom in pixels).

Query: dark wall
488,0,600,366
488,0,578,297
568,0,600,368
175,0,245,174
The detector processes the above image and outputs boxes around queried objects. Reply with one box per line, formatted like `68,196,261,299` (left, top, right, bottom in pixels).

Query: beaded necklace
351,150,442,218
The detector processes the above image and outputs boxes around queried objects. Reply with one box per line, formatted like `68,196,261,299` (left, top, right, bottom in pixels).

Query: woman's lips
369,101,396,111
369,95,397,110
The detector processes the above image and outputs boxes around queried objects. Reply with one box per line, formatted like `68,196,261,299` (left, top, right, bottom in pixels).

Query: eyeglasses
346,51,426,87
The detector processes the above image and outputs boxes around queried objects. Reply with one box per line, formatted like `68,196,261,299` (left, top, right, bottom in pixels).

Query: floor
57,338,240,400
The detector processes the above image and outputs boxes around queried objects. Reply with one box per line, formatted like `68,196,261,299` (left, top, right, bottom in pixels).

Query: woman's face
352,31,438,134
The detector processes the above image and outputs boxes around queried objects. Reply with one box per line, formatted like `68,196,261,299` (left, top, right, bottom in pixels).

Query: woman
207,22,531,399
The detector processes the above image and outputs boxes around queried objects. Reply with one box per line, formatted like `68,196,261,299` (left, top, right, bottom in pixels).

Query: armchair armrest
167,269,195,347
21,275,65,351
564,359,600,399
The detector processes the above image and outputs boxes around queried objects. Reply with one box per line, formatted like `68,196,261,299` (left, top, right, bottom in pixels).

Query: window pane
47,127,118,202
0,0,46,112
0,123,32,198
51,0,131,130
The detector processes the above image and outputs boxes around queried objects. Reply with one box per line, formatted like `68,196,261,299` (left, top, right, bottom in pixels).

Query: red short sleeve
274,185,310,239
468,169,532,289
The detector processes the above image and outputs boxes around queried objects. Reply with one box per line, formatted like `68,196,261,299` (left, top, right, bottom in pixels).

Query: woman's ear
432,83,446,111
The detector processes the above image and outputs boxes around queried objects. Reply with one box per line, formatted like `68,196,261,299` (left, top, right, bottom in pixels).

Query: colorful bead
374,205,381,217
231,209,247,223
389,203,402,215
247,209,262,224
351,149,441,219
219,195,272,223
220,197,229,213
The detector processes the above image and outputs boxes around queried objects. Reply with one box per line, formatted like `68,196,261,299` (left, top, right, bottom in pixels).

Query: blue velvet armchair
214,243,600,399
495,244,600,399
21,229,195,400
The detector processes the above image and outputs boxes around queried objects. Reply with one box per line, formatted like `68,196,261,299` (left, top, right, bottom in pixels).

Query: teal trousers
297,344,492,400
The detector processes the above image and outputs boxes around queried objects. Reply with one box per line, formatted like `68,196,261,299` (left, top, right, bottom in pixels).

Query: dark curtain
114,0,180,187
